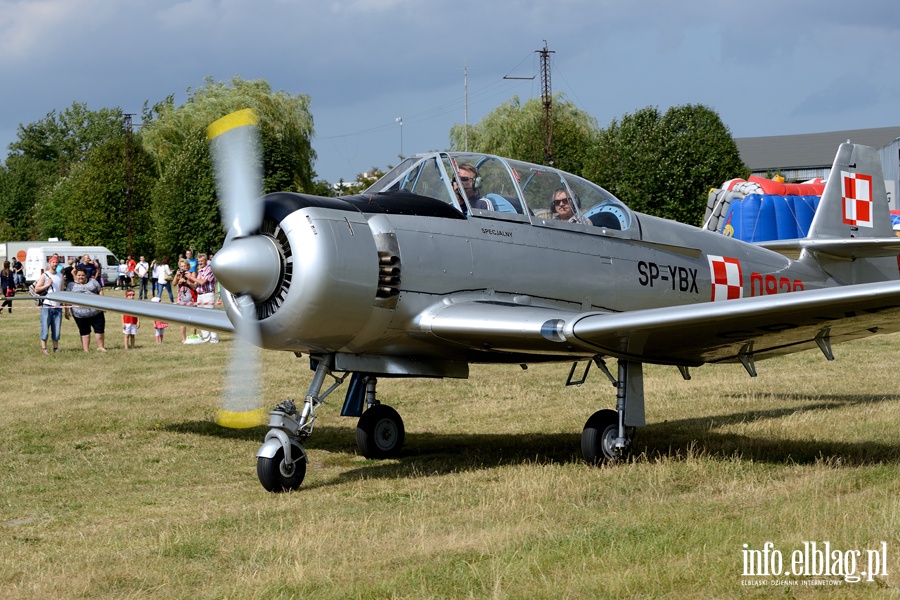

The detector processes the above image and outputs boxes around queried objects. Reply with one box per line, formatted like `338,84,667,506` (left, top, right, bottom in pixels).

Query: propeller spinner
207,109,270,428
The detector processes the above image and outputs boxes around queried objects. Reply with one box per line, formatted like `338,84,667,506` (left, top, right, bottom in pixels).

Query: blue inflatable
722,194,821,242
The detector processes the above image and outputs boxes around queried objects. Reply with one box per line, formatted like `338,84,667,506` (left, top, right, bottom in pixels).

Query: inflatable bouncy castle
704,176,826,242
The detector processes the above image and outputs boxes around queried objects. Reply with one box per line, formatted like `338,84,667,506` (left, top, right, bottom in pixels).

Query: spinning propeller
206,109,273,428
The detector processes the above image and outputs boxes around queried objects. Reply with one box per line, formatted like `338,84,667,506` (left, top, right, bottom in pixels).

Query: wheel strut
581,359,642,464
255,356,349,492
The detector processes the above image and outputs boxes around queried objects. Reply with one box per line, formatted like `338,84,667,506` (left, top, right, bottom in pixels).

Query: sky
1,0,899,183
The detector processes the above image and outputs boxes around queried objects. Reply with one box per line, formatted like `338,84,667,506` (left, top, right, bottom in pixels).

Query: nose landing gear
255,360,406,491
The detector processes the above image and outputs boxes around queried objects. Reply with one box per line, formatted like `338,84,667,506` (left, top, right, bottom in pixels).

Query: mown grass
0,295,898,598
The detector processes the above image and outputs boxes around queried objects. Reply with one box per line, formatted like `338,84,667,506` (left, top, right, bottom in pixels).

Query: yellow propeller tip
216,407,268,429
207,108,259,141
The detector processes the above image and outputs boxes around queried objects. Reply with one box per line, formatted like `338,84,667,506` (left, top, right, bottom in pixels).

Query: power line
318,52,544,174
318,75,530,142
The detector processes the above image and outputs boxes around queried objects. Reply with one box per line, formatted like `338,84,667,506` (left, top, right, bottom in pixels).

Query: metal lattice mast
538,41,555,166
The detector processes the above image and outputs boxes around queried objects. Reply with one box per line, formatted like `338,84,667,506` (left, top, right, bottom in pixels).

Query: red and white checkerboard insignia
841,171,874,228
708,255,743,301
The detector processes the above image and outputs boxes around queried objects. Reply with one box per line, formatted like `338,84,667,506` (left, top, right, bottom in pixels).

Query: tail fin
808,143,893,240
804,143,899,283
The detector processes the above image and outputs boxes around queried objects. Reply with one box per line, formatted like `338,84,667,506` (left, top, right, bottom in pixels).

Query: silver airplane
49,110,900,492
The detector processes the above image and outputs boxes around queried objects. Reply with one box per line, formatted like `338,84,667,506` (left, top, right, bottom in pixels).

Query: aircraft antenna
537,41,555,166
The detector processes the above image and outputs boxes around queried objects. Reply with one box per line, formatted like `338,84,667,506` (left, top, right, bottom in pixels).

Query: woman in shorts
64,267,107,352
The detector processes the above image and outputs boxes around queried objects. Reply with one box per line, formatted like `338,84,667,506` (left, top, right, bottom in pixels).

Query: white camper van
0,239,72,265
25,246,119,286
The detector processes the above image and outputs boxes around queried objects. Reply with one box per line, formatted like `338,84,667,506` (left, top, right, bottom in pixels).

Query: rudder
805,143,898,284
807,143,893,240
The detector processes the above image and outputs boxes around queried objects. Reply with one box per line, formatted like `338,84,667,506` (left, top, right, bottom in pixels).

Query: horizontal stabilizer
756,237,900,260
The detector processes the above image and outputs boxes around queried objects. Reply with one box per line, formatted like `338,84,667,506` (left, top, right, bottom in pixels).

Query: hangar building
735,126,900,209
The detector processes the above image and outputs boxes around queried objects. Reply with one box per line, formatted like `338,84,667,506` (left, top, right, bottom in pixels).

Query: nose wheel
356,404,405,459
257,442,307,492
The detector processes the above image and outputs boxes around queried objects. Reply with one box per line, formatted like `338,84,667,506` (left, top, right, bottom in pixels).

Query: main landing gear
357,403,405,459
580,359,643,465
255,358,405,492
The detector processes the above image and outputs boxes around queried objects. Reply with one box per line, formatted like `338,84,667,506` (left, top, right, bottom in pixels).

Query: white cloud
155,0,217,30
1,0,899,179
0,0,95,63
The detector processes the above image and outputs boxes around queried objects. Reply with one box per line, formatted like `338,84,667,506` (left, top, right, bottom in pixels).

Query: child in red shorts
150,296,168,342
123,290,139,349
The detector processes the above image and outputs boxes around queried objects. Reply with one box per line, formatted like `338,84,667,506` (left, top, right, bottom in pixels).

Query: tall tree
142,77,316,192
0,155,57,239
140,77,317,254
9,102,125,177
585,104,748,225
449,94,599,175
149,132,218,259
2,102,126,241
38,135,156,257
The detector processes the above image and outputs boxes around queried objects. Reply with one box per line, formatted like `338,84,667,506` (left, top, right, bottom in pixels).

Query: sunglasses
460,176,477,184
553,198,572,206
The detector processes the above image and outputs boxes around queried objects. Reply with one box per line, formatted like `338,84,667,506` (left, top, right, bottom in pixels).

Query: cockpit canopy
364,152,633,230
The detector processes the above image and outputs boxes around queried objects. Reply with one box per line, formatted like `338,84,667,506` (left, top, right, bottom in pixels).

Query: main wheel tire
257,444,307,492
582,409,627,465
356,404,405,459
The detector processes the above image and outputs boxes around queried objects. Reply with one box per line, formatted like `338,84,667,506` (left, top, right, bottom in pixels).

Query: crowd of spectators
17,249,219,354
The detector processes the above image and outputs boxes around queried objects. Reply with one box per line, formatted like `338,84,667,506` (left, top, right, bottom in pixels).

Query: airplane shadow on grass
162,392,900,489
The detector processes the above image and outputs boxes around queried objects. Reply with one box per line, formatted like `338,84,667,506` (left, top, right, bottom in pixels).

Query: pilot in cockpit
452,162,490,213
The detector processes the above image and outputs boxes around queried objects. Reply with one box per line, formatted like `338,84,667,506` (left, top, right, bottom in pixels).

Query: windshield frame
362,152,635,234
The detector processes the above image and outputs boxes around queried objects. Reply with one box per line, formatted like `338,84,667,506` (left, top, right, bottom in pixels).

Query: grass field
1,295,898,598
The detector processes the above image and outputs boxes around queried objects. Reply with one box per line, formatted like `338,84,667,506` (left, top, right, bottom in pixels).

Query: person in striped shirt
192,252,219,344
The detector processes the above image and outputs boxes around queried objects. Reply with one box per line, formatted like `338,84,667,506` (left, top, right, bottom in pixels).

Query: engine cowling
215,192,379,353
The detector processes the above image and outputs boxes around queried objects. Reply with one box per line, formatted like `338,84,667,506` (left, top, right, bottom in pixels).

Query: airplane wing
756,237,900,260
47,291,235,333
420,281,900,366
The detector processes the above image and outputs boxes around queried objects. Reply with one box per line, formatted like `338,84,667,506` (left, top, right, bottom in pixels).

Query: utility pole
464,63,469,151
537,41,555,166
124,113,135,256
395,117,403,159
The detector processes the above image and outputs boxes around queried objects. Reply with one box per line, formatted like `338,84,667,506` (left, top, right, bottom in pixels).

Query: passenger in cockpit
550,188,587,224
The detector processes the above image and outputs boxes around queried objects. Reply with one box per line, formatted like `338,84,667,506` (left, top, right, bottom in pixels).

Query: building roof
735,126,900,171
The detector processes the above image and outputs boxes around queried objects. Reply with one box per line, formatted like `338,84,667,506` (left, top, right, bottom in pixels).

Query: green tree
9,102,125,177
449,94,599,175
38,135,156,257
140,77,317,254
311,179,336,197
0,155,57,239
585,104,748,225
149,132,218,259
1,103,126,240
142,76,316,192
357,167,386,189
